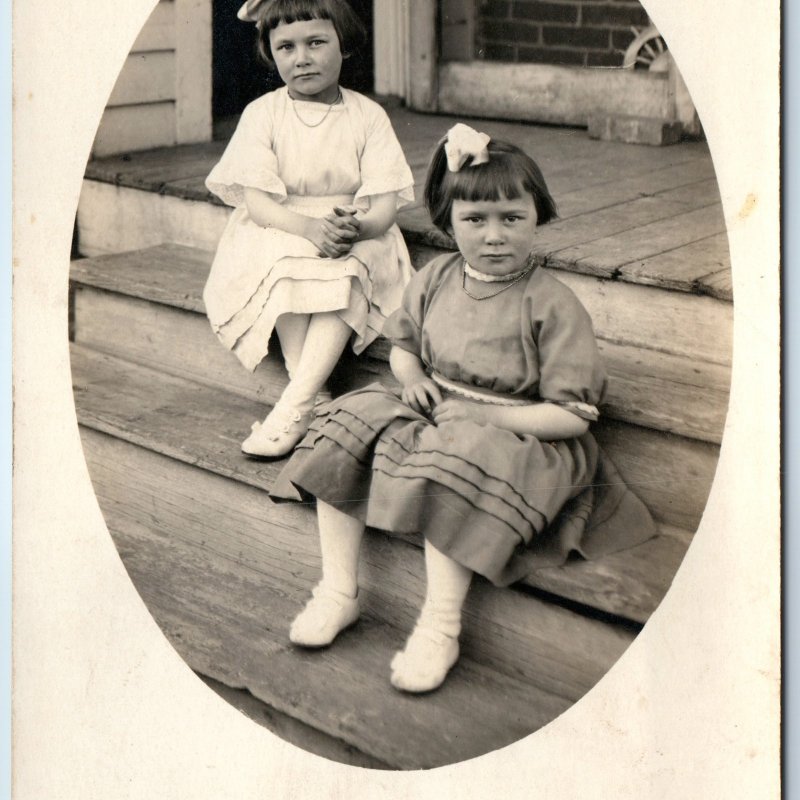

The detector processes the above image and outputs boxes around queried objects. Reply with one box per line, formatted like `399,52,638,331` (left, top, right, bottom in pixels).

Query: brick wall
476,0,650,67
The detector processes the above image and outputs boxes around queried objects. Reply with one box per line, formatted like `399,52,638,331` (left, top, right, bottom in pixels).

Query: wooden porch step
70,243,731,445
197,675,392,769
84,433,574,769
77,109,731,301
72,344,660,767
71,343,695,625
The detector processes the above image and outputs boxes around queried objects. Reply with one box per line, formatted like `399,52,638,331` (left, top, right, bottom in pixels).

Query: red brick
482,19,541,43
479,42,517,60
582,3,649,27
513,1,579,23
611,28,637,49
480,0,512,18
518,45,586,65
586,51,624,66
542,24,610,47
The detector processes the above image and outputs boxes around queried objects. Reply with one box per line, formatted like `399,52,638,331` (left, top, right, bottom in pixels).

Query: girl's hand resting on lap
401,379,443,415
305,216,357,258
328,207,361,236
432,399,488,426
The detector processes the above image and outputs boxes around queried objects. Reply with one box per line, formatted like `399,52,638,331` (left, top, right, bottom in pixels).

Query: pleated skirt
269,383,620,586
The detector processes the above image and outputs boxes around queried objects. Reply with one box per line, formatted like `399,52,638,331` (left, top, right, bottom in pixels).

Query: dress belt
431,372,532,407
285,193,355,208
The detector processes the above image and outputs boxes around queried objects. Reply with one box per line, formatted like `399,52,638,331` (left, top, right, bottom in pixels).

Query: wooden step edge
198,675,392,769
108,499,575,769
71,342,695,625
69,246,731,445
70,245,208,316
78,177,732,301
72,278,728,446
83,424,632,704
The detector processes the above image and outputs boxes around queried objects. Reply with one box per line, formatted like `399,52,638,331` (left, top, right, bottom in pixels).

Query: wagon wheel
622,25,670,71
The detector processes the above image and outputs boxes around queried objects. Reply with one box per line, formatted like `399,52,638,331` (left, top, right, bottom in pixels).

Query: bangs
424,138,558,232
444,159,527,204
256,0,366,65
260,0,332,30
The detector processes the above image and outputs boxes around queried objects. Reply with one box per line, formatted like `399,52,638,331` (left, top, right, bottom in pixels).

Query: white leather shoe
289,584,360,647
390,625,460,693
241,402,313,459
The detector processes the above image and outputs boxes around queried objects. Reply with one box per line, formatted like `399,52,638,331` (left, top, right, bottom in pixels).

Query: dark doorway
212,0,375,122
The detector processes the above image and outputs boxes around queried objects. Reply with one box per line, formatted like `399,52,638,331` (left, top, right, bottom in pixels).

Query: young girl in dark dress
271,124,655,693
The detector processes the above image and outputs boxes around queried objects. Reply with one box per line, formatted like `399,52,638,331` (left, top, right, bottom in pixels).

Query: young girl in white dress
270,125,656,693
204,0,414,458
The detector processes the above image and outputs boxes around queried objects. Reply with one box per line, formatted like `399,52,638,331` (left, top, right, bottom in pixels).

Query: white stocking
288,500,364,647
317,499,365,599
274,313,310,381
279,312,352,414
390,542,472,692
418,541,473,638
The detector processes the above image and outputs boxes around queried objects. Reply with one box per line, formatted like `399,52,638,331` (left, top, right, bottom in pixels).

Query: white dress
204,87,415,371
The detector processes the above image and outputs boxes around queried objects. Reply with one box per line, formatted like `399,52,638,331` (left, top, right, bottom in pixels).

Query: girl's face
449,194,539,276
269,18,343,104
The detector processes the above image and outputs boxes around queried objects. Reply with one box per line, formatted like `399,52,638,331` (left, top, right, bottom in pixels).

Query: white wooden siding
93,103,177,156
107,51,176,107
93,0,211,157
131,0,175,52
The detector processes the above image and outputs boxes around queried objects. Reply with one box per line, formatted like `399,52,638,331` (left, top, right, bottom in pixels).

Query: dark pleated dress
270,253,656,586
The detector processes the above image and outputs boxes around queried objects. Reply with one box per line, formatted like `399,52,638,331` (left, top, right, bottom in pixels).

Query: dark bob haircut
254,0,367,66
424,136,558,234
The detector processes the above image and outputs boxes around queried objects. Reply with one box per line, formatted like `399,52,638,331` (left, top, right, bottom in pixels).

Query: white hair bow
237,0,265,22
444,123,491,172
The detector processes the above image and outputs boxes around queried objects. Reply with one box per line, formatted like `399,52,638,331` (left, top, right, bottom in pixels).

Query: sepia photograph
13,0,779,794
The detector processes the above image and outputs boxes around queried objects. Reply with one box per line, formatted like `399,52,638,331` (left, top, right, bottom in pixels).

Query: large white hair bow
238,0,265,22
444,123,491,172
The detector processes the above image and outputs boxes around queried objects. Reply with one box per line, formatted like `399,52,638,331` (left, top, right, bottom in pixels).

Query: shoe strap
311,583,358,609
406,623,456,650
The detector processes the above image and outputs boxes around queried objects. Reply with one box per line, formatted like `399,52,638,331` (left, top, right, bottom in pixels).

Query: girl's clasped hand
306,205,360,259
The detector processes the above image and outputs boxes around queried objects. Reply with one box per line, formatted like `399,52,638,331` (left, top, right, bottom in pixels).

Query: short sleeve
353,100,414,209
205,98,287,208
382,264,432,356
533,281,607,421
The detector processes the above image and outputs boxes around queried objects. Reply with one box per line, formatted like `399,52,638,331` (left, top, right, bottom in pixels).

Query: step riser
105,505,571,769
77,180,228,257
77,181,733,367
70,316,719,531
594,422,716,533
72,342,694,623
73,286,289,406
76,179,439,272
80,425,634,703
73,283,730,444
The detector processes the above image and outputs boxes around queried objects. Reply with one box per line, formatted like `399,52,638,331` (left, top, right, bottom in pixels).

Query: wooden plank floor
71,243,732,444
71,343,697,623
83,438,575,770
84,104,731,300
